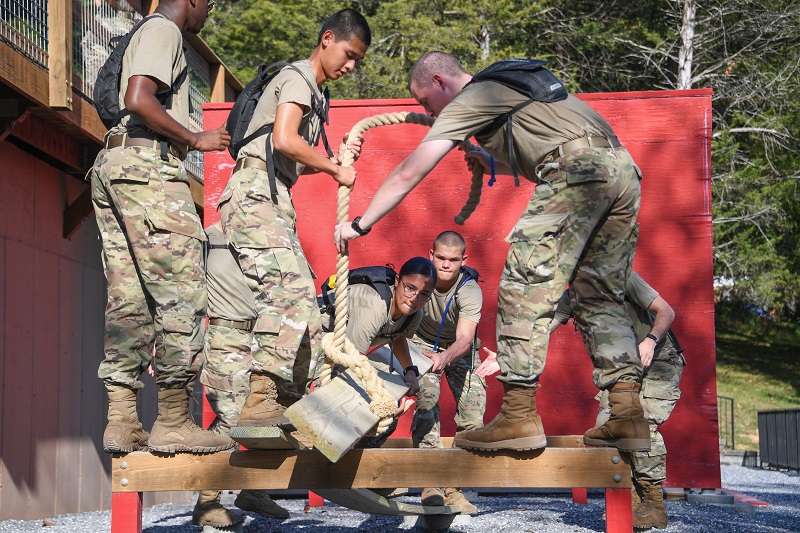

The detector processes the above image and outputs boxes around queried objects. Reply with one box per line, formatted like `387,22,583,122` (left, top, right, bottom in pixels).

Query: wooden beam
47,0,73,110
111,447,631,493
64,186,93,239
10,113,84,170
0,39,49,105
210,64,226,103
0,105,30,143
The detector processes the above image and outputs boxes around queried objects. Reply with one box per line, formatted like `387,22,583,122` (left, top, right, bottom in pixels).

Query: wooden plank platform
110,441,634,533
111,446,630,492
284,342,433,462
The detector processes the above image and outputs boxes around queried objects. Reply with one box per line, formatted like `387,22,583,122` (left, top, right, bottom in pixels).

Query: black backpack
466,59,568,185
226,61,333,202
317,266,414,335
93,14,188,130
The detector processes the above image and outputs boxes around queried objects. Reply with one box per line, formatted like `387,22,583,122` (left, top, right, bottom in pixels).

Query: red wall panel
202,88,719,488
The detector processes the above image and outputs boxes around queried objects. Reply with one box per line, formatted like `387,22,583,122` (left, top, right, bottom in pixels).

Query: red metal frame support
572,487,588,504
111,491,143,533
605,487,633,533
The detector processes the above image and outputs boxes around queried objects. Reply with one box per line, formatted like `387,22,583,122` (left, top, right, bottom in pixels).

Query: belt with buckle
208,318,256,331
557,135,621,158
106,133,187,161
232,157,292,188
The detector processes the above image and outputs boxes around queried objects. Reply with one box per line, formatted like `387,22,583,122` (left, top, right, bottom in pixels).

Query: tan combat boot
634,480,668,529
192,490,243,527
237,373,292,426
421,487,445,506
103,387,149,453
444,488,478,515
584,382,650,452
454,384,547,451
631,478,643,514
149,388,235,453
235,489,290,519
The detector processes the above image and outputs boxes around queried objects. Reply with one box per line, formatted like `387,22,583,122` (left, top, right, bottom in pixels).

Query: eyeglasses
401,282,431,301
207,0,216,12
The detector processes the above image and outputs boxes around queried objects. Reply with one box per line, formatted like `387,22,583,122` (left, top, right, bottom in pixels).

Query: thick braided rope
317,111,484,433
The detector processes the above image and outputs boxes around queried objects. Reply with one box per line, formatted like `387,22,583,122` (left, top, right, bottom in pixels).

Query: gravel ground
1,464,798,532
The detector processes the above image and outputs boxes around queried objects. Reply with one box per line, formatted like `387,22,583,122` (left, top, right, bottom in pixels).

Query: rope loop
319,111,485,434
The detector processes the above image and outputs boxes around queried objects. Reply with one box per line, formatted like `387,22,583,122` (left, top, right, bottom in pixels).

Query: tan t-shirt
108,14,190,150
415,271,482,347
205,225,257,321
346,283,423,354
423,82,616,183
238,60,325,186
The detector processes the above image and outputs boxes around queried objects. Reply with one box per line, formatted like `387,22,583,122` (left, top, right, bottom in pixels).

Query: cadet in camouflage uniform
90,0,233,461
217,10,371,426
189,222,290,526
335,51,647,453
410,231,484,513
551,271,684,529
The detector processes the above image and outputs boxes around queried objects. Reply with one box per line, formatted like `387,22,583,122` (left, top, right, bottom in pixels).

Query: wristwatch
404,365,420,377
645,333,659,343
351,216,371,236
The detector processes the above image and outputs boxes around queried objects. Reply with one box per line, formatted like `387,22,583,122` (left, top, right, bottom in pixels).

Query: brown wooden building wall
0,140,196,520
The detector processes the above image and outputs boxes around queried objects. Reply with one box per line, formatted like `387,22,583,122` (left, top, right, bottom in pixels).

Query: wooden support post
111,491,143,533
210,64,227,103
572,487,588,504
63,186,93,239
605,487,633,533
47,0,73,110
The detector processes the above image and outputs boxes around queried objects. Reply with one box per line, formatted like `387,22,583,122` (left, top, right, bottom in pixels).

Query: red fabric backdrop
202,88,720,488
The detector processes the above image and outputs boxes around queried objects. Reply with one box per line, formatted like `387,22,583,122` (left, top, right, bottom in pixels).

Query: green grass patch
715,302,800,450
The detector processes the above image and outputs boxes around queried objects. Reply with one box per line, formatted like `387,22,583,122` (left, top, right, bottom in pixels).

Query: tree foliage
201,0,800,320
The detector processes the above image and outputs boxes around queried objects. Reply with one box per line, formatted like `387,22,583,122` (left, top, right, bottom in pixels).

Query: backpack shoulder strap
432,269,477,351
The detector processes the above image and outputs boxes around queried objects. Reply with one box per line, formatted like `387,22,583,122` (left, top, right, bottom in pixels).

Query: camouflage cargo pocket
254,313,281,335
503,213,569,285
563,148,614,185
218,183,292,250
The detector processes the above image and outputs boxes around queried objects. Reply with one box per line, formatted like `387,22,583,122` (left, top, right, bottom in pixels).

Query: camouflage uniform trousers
595,347,684,483
410,337,486,449
90,145,207,390
218,168,321,394
496,146,642,390
199,324,253,435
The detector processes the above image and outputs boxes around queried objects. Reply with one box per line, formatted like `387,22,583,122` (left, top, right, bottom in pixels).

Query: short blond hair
408,52,467,90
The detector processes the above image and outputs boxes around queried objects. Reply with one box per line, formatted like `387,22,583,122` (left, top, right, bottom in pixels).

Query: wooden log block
110,447,631,493
382,435,589,449
229,426,309,450
285,342,432,463
314,488,461,516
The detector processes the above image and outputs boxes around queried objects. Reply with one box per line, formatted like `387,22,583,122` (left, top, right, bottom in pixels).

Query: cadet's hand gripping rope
317,112,484,434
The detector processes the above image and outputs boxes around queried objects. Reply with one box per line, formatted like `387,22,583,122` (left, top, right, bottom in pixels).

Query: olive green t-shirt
423,82,616,183
346,283,423,354
553,272,680,354
205,225,257,322
238,60,326,186
415,271,482,347
108,14,190,151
